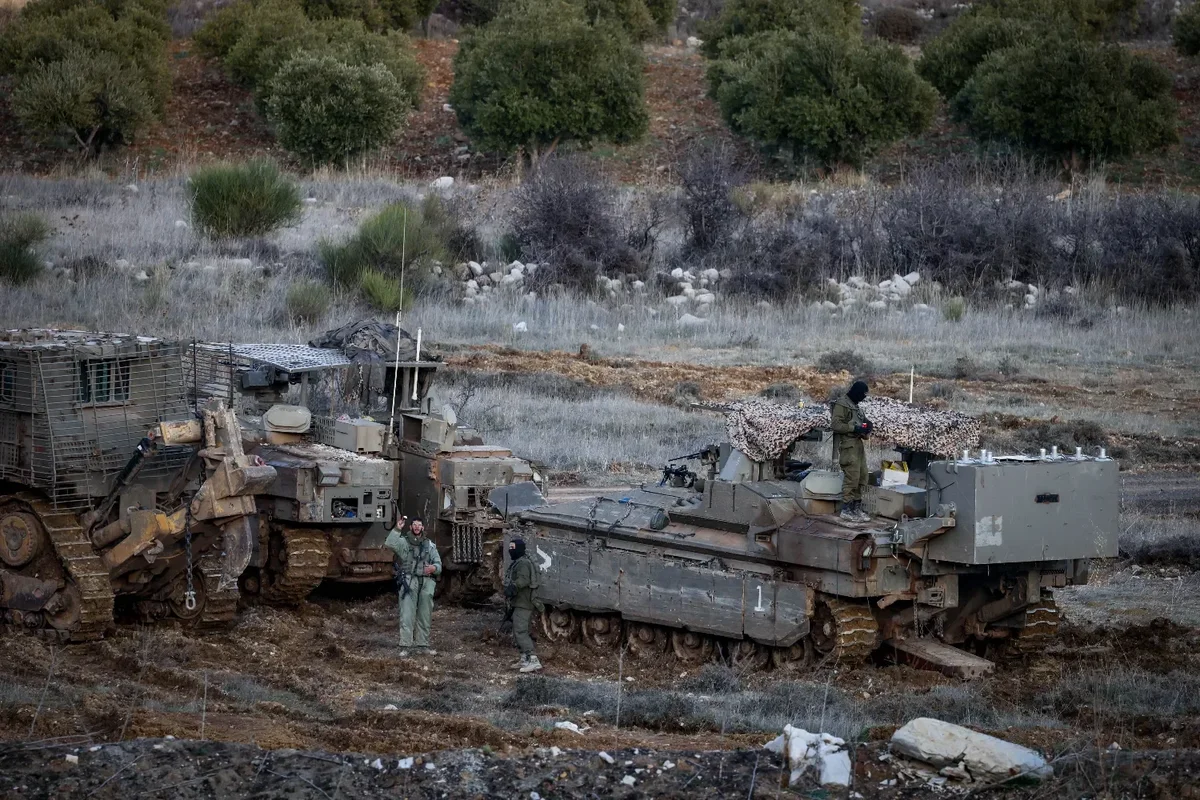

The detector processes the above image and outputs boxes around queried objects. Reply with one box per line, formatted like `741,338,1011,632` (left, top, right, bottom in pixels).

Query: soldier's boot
512,655,527,669
519,655,543,673
854,501,871,522
839,503,858,522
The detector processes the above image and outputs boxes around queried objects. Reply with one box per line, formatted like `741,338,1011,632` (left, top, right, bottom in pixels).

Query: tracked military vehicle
503,438,1118,677
0,330,276,640
191,323,540,604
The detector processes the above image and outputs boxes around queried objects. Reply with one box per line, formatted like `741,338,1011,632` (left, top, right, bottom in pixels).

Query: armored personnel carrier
504,439,1118,677
0,330,275,640
191,323,540,603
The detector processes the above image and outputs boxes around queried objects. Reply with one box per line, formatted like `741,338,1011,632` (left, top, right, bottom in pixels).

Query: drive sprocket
811,597,879,664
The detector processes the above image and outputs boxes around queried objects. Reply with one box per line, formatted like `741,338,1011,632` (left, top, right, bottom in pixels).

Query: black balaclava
509,538,526,560
847,380,869,404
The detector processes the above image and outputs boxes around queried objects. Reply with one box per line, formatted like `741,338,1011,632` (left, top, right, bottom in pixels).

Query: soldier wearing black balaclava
503,537,543,673
831,380,873,522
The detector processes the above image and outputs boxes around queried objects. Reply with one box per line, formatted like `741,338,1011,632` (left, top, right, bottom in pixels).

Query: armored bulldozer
503,441,1118,678
0,330,276,641
190,327,540,604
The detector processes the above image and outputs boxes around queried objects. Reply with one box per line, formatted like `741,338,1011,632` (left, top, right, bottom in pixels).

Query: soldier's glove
857,421,873,438
503,582,517,600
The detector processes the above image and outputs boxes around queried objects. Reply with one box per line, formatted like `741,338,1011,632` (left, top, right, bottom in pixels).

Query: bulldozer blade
884,638,995,680
219,515,256,590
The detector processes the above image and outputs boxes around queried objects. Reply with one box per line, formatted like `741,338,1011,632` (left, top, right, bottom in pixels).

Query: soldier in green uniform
384,516,442,656
503,537,543,673
831,380,873,522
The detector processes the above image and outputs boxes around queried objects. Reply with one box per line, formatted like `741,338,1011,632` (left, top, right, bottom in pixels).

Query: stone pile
458,260,540,306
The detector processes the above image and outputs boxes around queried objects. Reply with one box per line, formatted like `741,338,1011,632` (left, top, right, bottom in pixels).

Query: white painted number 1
755,585,768,612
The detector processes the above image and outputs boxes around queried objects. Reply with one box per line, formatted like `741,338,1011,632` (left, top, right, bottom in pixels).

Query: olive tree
449,0,648,167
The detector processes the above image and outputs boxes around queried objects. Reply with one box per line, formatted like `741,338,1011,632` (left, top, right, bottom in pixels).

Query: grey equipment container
504,445,1117,678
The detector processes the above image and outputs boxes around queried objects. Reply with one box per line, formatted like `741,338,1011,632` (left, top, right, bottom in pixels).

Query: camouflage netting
718,397,982,461
309,319,440,364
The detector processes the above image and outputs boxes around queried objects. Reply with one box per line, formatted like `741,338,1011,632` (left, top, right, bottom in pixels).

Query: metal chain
184,506,196,611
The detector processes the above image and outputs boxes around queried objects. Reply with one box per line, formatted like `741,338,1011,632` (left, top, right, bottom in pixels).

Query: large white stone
892,281,912,297
677,313,708,327
665,295,689,307
821,300,838,312
431,176,454,190
891,718,1052,783
702,268,720,282
868,300,887,310
903,271,921,285
670,267,684,279
512,321,528,333
695,292,716,305
468,261,484,276
765,726,851,788
632,280,646,291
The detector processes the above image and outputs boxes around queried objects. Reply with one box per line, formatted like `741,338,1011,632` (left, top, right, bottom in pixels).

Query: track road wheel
811,598,878,665
167,568,207,625
671,630,715,664
0,511,43,568
540,607,579,643
626,623,668,658
1011,595,1061,655
727,639,770,671
771,639,814,672
261,528,332,605
582,614,622,650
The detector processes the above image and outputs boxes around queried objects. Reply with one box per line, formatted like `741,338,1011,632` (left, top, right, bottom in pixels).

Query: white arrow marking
536,546,552,570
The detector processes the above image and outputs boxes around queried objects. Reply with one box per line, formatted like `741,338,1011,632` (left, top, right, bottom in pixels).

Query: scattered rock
686,36,703,48
371,758,384,770
124,184,138,194
64,754,79,766
677,313,707,327
554,721,585,735
598,752,615,765
665,295,689,307
431,176,454,190
512,321,527,333
621,776,636,787
670,267,684,279
174,220,188,229
134,270,150,282
890,717,1053,783
398,757,414,769
468,261,484,276
383,704,398,711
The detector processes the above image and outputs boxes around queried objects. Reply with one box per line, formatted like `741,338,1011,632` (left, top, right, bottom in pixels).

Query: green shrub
359,268,411,311
1174,2,1200,57
956,37,1177,161
872,6,924,44
645,0,674,28
0,0,169,109
11,49,156,152
193,0,255,59
579,0,657,41
942,296,966,321
449,0,648,163
223,0,317,88
0,213,51,285
286,279,332,323
299,0,436,29
311,19,424,107
210,3,423,107
983,0,1139,39
188,159,303,238
916,14,1036,100
700,0,860,58
709,30,937,168
265,54,412,165
319,201,447,296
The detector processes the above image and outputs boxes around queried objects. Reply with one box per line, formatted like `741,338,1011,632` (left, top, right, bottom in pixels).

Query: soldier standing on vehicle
384,515,442,656
831,380,873,522
504,537,543,673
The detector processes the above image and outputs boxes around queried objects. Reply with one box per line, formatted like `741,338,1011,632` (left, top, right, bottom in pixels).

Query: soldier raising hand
384,515,442,657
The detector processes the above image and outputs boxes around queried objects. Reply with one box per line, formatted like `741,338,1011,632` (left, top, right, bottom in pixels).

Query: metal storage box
924,458,1119,565
867,484,927,520
332,419,385,453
